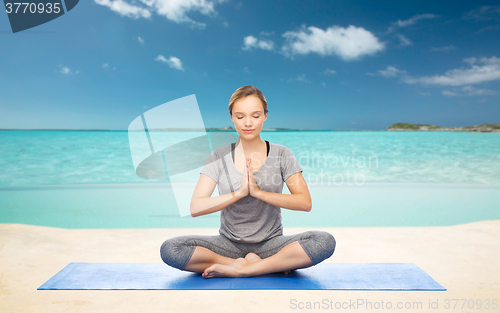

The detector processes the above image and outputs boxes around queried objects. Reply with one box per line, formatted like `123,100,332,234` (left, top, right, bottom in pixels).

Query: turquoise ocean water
1,130,499,228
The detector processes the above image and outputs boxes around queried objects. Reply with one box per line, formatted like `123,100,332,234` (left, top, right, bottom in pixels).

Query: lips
242,129,254,133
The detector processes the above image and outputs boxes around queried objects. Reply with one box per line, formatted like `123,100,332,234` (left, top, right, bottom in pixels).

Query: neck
237,136,265,153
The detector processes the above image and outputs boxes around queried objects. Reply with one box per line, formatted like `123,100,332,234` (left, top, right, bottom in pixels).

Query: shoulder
201,144,233,179
204,143,232,163
269,142,295,157
211,143,232,157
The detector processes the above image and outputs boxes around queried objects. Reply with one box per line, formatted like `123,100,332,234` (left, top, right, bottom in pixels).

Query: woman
160,85,335,278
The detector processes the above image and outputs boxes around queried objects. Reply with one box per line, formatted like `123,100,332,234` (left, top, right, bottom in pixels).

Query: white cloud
429,45,456,52
388,13,439,32
94,0,227,28
378,66,406,77
281,24,384,61
462,85,497,95
94,0,152,19
442,90,459,96
463,6,500,32
323,69,336,75
58,64,79,74
137,36,144,44
396,34,412,46
442,86,497,96
403,56,500,86
463,5,500,33
259,31,275,36
396,13,439,27
155,55,184,71
463,5,500,21
242,35,275,51
102,63,116,70
287,74,310,83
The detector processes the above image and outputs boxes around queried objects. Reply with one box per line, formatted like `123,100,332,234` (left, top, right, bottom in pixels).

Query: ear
230,114,234,123
263,113,268,122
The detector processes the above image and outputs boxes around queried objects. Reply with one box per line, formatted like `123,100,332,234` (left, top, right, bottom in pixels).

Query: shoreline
1,221,498,312
2,129,500,132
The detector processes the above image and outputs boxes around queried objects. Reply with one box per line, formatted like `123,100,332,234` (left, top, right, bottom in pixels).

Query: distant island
387,123,500,132
2,124,499,132
144,126,314,131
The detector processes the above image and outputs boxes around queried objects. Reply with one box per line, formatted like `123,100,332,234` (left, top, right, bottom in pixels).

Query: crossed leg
202,241,313,278
241,252,293,275
163,231,335,278
184,242,304,278
183,246,236,273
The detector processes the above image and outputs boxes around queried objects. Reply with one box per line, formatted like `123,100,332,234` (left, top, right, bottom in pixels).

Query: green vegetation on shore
387,123,500,132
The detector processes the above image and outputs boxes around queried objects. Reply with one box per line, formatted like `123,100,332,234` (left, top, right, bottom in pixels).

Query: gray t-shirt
200,142,303,243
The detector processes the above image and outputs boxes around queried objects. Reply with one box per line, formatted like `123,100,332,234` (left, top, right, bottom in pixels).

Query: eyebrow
233,111,263,114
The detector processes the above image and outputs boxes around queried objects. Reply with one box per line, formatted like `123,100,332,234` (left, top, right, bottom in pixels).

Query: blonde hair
228,85,268,115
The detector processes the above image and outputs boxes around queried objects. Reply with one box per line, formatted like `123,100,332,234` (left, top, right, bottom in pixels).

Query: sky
0,0,499,130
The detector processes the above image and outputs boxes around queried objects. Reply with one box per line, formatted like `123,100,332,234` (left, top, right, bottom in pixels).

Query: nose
244,117,252,127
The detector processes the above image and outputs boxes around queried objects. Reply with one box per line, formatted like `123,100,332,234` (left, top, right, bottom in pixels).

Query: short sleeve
200,150,222,183
280,146,303,181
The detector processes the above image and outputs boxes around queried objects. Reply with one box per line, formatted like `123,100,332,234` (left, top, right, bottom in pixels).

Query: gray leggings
160,230,336,271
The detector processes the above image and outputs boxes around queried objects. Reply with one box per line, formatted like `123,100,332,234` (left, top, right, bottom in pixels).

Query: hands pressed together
237,158,261,198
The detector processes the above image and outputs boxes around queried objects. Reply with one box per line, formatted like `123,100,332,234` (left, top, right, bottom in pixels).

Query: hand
247,158,260,197
237,160,249,198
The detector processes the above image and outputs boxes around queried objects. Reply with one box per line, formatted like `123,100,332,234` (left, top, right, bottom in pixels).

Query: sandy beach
1,221,499,313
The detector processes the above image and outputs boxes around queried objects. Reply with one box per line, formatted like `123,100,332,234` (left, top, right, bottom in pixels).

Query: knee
321,231,336,257
160,237,189,269
160,238,176,266
311,231,336,259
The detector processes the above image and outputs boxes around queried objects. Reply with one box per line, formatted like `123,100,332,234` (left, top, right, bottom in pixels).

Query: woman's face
230,95,267,140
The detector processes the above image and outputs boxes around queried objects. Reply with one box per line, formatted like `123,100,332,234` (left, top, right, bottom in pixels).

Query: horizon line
0,128,387,132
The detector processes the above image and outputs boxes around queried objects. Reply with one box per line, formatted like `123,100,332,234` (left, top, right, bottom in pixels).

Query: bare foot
246,252,293,275
202,258,250,278
244,252,261,263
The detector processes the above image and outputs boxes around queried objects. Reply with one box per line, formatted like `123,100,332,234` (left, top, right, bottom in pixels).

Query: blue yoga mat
38,262,445,291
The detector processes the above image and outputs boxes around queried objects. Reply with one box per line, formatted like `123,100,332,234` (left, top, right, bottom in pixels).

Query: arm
190,171,249,218
248,159,312,212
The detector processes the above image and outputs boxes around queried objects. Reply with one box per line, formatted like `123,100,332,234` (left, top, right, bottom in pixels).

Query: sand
0,221,499,313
